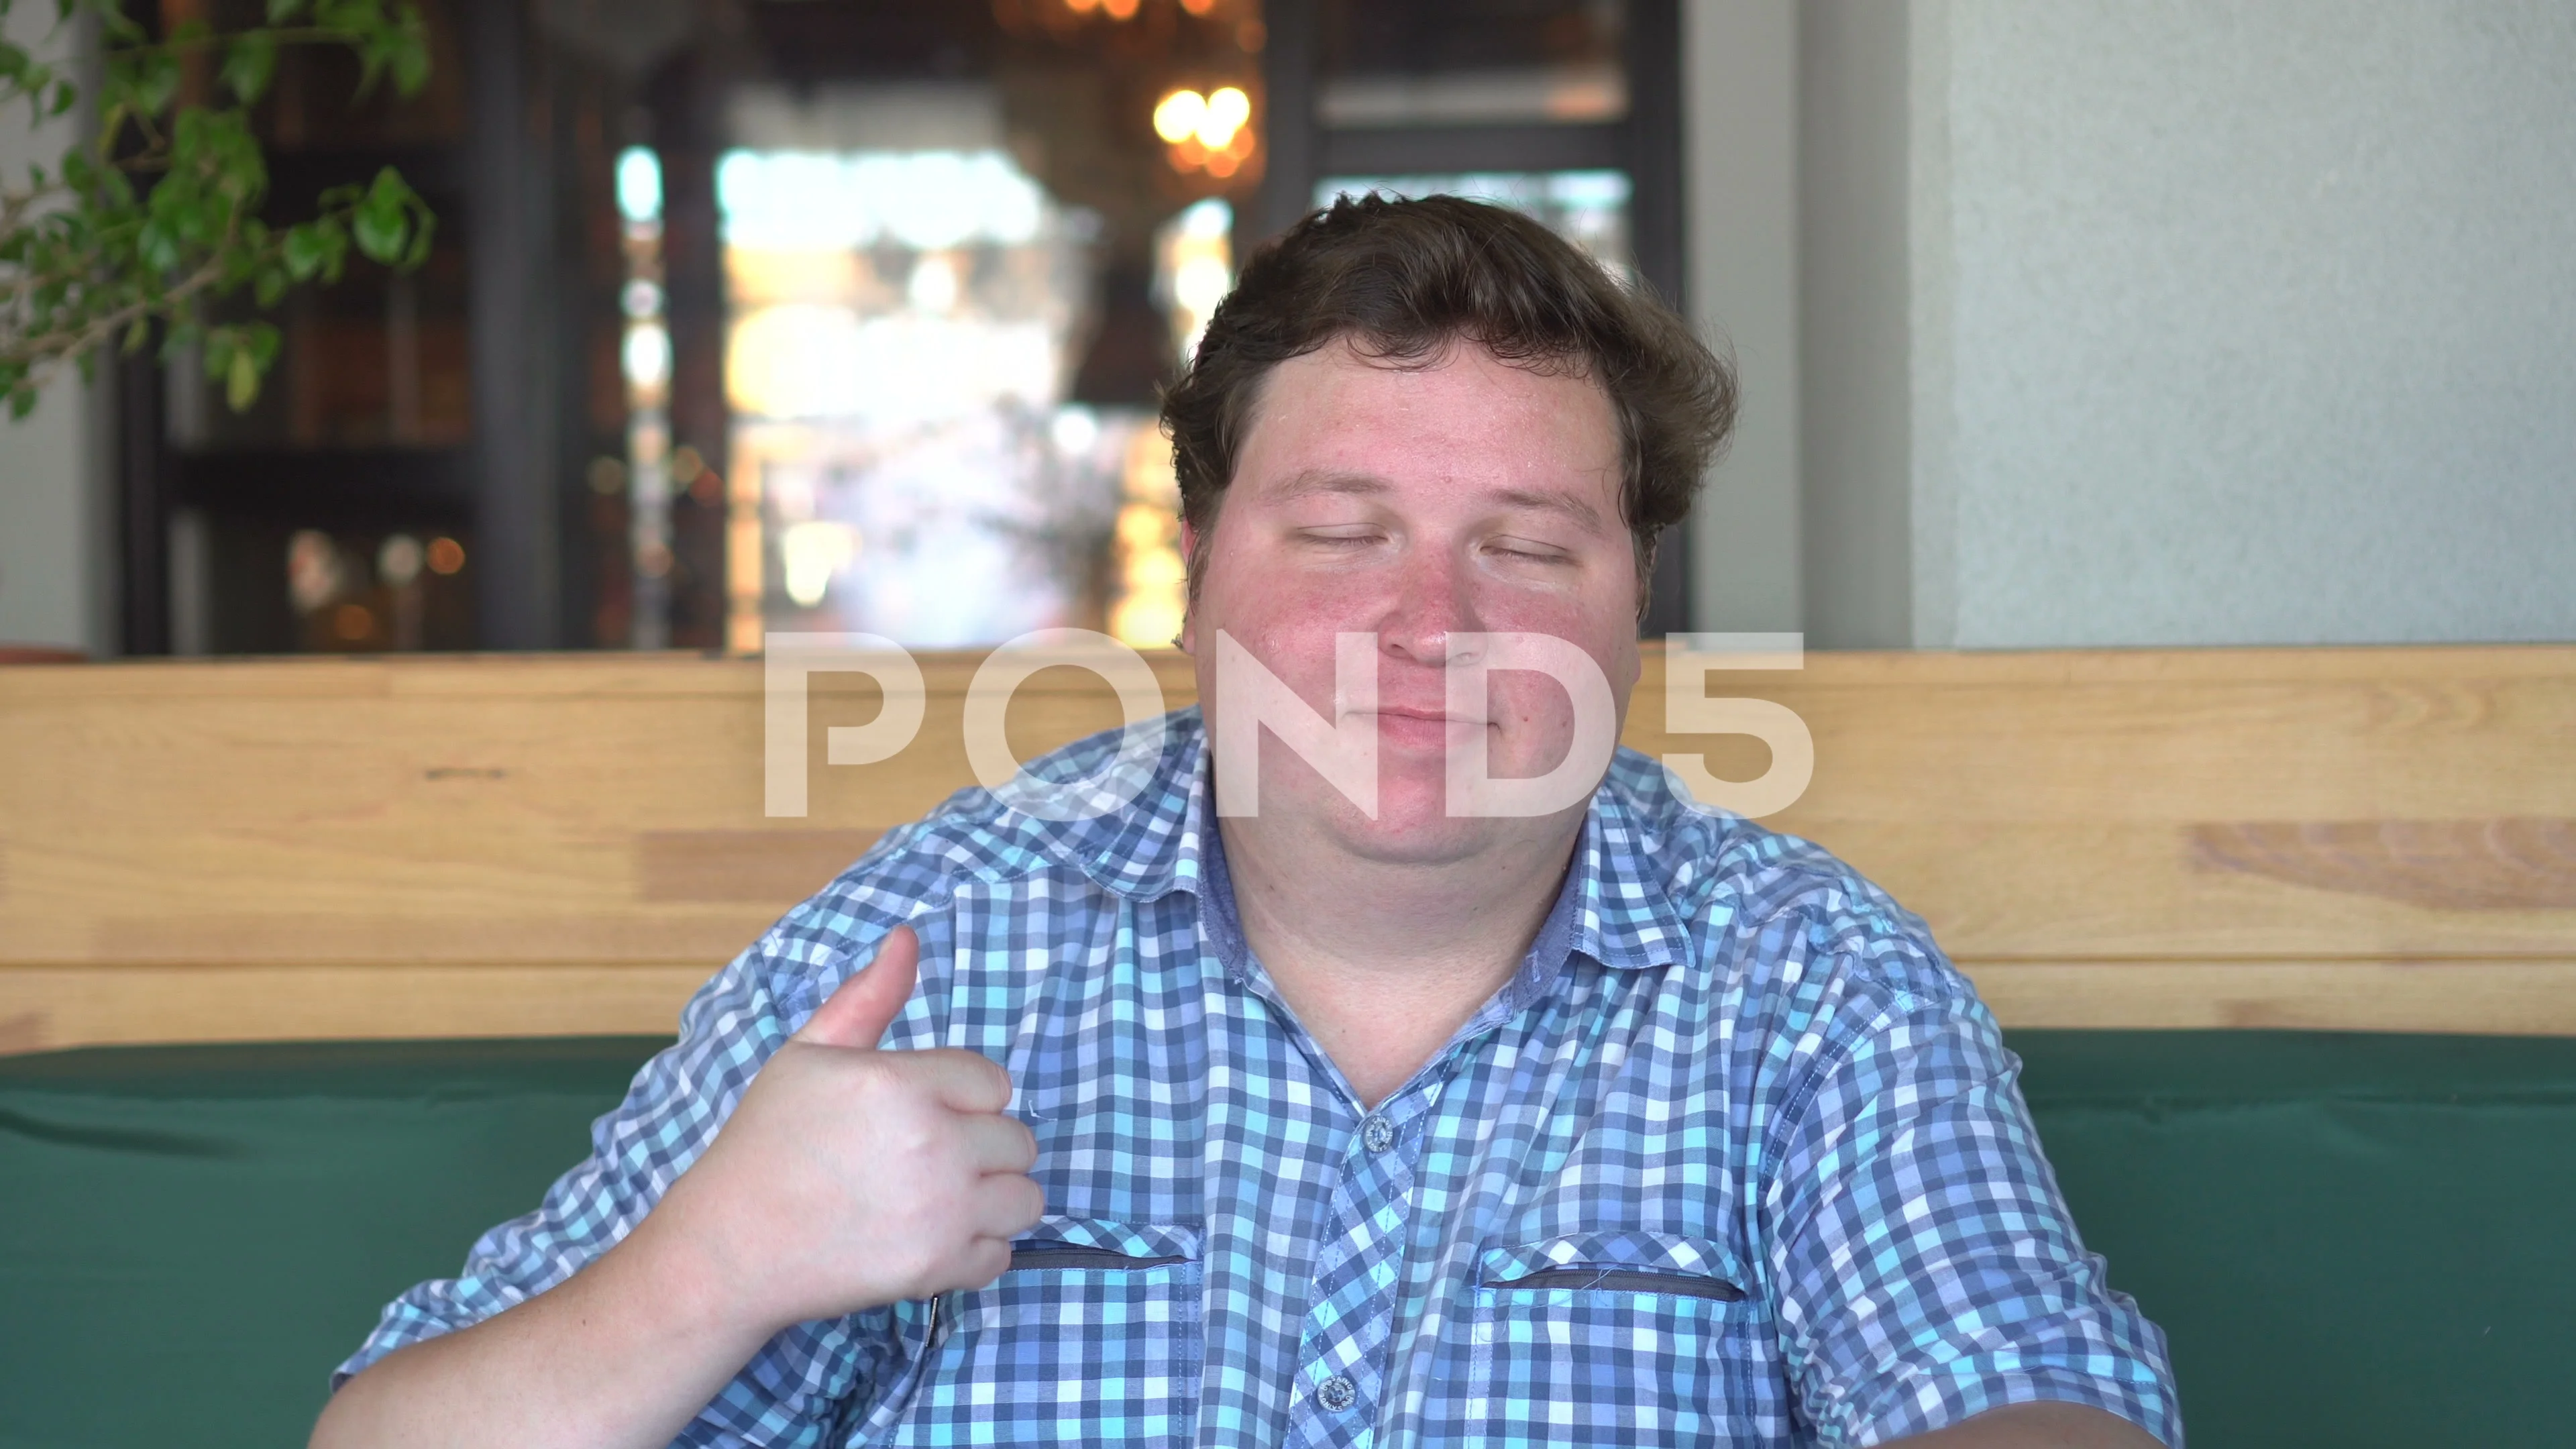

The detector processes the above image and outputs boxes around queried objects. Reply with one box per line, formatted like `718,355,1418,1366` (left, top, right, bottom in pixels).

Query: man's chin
1223,766,1581,869
1298,792,1531,870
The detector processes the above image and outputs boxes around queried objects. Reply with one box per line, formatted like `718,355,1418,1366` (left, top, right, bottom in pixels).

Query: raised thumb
796,924,920,1049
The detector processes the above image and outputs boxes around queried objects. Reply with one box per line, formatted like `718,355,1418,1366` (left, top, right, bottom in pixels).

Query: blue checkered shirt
339,708,2178,1446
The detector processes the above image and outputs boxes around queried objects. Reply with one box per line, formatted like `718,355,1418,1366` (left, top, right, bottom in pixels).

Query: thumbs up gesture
645,926,1044,1336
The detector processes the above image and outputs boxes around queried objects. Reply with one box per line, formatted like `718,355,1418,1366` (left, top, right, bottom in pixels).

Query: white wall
1756,0,2576,649
1924,0,2576,647
0,5,107,654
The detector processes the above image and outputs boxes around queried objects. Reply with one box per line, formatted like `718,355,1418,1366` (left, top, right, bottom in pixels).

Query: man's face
1183,337,1642,863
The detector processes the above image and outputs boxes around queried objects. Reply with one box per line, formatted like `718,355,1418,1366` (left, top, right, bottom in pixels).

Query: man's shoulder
1602,747,1970,1010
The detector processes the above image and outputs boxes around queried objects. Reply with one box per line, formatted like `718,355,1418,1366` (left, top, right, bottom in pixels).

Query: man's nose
1375,547,1482,667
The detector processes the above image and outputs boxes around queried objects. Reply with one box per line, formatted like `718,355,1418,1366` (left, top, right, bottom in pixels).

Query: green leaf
136,219,179,273
352,199,404,262
401,206,435,268
225,343,260,411
312,215,350,282
391,25,429,96
352,167,413,261
48,76,74,115
221,33,276,105
8,384,38,422
129,50,178,115
122,318,150,354
266,0,311,21
316,0,386,32
352,39,388,97
281,223,327,278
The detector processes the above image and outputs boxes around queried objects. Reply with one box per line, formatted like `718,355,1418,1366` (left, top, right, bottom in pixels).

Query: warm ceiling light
1102,0,1138,17
1195,86,1251,150
1064,0,1099,11
1179,0,1216,13
1155,89,1208,144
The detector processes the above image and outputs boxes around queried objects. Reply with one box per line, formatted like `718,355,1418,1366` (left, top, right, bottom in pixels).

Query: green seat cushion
0,1038,669,1449
3,1030,2572,1448
2012,1030,2576,1448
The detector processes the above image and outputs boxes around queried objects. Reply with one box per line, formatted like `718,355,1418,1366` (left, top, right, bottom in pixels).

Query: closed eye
1484,538,1574,565
1299,527,1385,549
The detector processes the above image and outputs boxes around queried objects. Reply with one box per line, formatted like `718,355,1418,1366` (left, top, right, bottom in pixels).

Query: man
316,196,2178,1448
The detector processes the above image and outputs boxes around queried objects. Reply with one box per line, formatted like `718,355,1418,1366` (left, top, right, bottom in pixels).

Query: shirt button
1316,1374,1357,1412
1360,1114,1395,1152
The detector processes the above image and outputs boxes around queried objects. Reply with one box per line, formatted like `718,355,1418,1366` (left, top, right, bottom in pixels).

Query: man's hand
641,924,1046,1335
1891,1401,2167,1448
313,927,1044,1449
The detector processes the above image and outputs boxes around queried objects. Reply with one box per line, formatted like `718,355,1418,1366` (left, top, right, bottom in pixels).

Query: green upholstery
3,1031,2570,1448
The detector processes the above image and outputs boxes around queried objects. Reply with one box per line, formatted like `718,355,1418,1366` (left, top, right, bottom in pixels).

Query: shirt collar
1046,708,1210,903
1562,770,1696,973
1059,708,1688,976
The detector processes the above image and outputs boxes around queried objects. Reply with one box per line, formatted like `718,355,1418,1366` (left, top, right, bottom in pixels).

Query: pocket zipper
1010,1245,1190,1271
1485,1266,1748,1302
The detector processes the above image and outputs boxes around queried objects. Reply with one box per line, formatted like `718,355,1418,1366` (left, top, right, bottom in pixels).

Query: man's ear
1176,519,1200,654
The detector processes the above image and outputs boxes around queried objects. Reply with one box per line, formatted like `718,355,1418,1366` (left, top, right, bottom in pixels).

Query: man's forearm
1891,1400,2167,1449
308,1212,777,1449
313,925,1046,1449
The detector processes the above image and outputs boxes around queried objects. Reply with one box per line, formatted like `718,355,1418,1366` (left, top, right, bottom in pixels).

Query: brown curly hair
1159,193,1737,602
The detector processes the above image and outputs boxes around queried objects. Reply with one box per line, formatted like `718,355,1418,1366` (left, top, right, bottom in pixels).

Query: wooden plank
3,644,2572,1049
1966,961,2576,1036
0,965,706,1055
3,959,2568,1058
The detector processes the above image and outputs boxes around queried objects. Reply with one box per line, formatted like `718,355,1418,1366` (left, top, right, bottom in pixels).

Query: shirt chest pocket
1464,1230,1785,1448
883,1218,1203,1448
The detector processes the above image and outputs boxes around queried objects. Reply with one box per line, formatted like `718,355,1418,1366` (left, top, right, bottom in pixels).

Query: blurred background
3,1,2572,659
1,0,1696,655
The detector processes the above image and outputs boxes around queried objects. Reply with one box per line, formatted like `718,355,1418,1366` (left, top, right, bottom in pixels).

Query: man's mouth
1358,705,1490,745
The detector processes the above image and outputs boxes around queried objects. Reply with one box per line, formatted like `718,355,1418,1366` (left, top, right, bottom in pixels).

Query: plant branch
0,0,437,418
0,248,227,377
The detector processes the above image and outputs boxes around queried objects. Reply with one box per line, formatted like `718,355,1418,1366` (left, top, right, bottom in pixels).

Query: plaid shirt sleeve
329,827,959,1446
1756,909,2180,1447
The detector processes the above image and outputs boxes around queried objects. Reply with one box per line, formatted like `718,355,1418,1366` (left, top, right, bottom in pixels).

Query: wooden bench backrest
3,645,2571,1051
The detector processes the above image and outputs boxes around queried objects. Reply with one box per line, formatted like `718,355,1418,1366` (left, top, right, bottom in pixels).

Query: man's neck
1216,812,1580,1109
